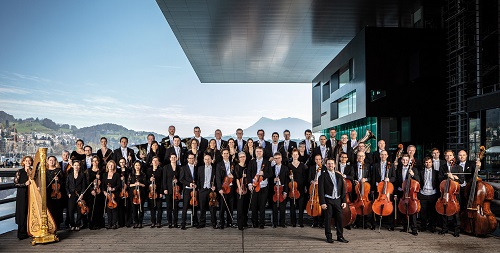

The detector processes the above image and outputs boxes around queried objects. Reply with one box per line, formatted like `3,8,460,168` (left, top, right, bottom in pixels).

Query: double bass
461,146,497,236
435,159,460,216
397,159,420,231
372,162,394,230
306,167,322,217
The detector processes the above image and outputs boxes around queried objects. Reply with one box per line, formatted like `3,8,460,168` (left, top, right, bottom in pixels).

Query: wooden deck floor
1,224,499,253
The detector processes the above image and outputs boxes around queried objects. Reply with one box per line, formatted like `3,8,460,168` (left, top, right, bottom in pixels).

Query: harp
28,147,59,245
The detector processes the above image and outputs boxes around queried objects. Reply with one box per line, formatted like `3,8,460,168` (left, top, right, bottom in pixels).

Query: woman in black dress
96,137,113,170
128,161,146,228
70,139,86,165
102,160,120,229
206,139,221,167
163,153,181,228
146,141,164,167
88,155,104,230
46,155,64,230
14,156,34,239
243,138,255,164
227,138,239,163
185,138,203,166
146,156,163,228
66,160,87,231
234,152,249,230
288,149,307,227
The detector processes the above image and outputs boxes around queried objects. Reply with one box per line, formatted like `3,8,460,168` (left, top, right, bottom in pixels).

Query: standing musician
87,156,104,230
325,128,337,151
431,148,445,172
309,154,326,228
353,151,374,229
418,157,439,233
146,141,164,167
164,135,185,166
406,145,422,172
279,129,297,164
288,149,307,227
70,139,86,164
113,137,136,167
271,152,288,228
102,160,120,229
207,139,222,166
216,148,235,229
180,153,199,229
371,150,396,231
193,126,209,153
269,132,286,166
196,154,217,228
60,150,71,174
256,129,272,160
117,158,132,228
351,142,372,167
235,128,246,152
247,146,272,229
186,138,203,166
347,130,358,149
59,150,71,228
297,143,310,165
214,129,228,151
81,146,93,229
83,145,94,170
147,156,164,228
227,138,239,163
136,134,156,161
319,158,349,244
66,160,87,231
396,154,420,235
243,138,256,163
301,129,316,156
313,135,334,165
96,137,113,171
129,161,146,228
457,150,480,186
235,152,249,230
14,156,33,239
372,140,391,165
46,155,64,231
163,153,182,228
334,134,353,165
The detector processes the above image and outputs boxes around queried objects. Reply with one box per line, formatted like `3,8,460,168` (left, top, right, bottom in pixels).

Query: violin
173,176,181,201
106,183,118,209
397,159,421,217
120,173,129,199
190,181,198,207
209,176,218,207
460,146,497,236
306,166,322,217
435,158,460,216
288,170,300,200
51,172,62,200
372,162,394,217
273,179,285,203
222,165,233,194
78,198,89,215
149,177,158,200
353,163,372,216
93,176,101,195
238,169,248,198
132,179,141,205
252,163,265,192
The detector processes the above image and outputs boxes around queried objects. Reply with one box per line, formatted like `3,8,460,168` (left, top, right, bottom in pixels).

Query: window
331,72,339,93
322,81,330,101
337,90,356,118
338,59,353,88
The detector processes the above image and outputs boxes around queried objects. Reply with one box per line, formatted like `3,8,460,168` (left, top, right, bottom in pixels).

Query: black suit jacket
164,146,186,166
353,162,371,183
371,162,396,188
235,139,247,152
338,164,355,181
325,138,338,151
113,147,136,165
270,164,289,194
162,164,182,193
278,140,297,161
318,170,346,205
438,163,465,184
372,150,393,165
432,159,446,172
333,144,353,165
395,164,420,190
457,161,476,183
418,167,440,191
215,160,234,192
269,142,287,159
312,145,334,162
197,165,216,190
179,164,198,187
308,164,327,183
288,162,307,191
215,139,228,151
247,159,273,186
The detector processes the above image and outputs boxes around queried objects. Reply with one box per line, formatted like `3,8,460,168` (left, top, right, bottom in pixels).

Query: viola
120,173,129,199
132,180,141,205
460,146,497,236
209,175,218,207
436,159,460,216
372,162,394,217
252,163,265,192
190,181,198,207
353,163,372,216
397,160,420,216
273,180,285,203
288,170,300,200
106,183,118,209
149,177,158,200
306,167,322,217
51,176,62,200
238,177,247,197
222,176,233,195
93,178,101,195
173,177,181,201
78,198,89,215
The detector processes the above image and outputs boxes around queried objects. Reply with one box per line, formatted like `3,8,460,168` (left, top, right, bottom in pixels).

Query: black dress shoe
429,227,436,233
181,225,186,230
388,227,394,231
253,224,258,228
112,225,118,229
133,224,138,229
439,229,448,235
326,234,333,243
319,224,324,228
215,224,222,229
292,224,296,227
400,229,407,232
197,224,205,229
337,237,349,243
139,224,143,228
272,224,277,228
419,227,426,232
411,230,418,236
280,224,286,228
453,231,460,237
238,227,243,230
259,225,265,229
192,223,199,227
311,224,318,228
168,224,173,228
299,224,304,228
151,224,156,228
174,224,180,228
370,225,376,230
157,224,162,228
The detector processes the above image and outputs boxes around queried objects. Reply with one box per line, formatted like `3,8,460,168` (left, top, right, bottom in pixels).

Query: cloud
11,72,52,83
0,86,30,94
154,65,182,69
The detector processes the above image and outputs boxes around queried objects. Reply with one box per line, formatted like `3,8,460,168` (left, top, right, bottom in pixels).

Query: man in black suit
113,137,136,165
396,154,420,235
136,133,155,161
312,135,334,165
269,132,287,165
193,126,208,153
325,128,338,151
256,129,272,160
271,152,288,228
180,153,199,229
216,149,235,229
300,129,316,156
235,128,246,152
247,146,273,228
418,157,440,233
319,158,349,244
431,148,445,172
279,129,297,163
372,140,392,165
438,150,463,237
160,125,177,150
309,154,326,228
457,150,480,184
347,130,358,151
353,151,374,229
334,134,353,165
371,150,396,230
164,136,185,166
83,145,93,170
350,142,372,167
406,145,422,172
214,129,228,151
196,154,217,228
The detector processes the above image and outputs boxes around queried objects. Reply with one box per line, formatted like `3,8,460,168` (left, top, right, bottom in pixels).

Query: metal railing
0,170,16,222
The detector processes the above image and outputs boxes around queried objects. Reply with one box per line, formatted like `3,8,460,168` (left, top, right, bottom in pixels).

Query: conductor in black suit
319,158,349,244
113,137,136,165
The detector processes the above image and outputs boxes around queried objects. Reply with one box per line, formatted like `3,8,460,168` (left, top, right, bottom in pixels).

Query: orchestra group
13,126,497,244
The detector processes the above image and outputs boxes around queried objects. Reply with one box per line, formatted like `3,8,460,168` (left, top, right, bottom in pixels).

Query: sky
0,1,311,138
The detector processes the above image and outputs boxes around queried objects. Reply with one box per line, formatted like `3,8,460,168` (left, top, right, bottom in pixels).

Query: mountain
73,123,165,148
243,117,311,138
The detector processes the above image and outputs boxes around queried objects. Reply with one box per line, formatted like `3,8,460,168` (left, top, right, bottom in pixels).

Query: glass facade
485,108,500,176
338,90,356,118
322,117,377,152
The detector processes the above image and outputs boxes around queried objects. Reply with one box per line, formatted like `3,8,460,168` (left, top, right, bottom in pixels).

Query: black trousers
68,195,82,227
397,192,417,232
441,190,462,232
220,191,234,226
199,189,217,226
118,196,132,227
236,193,250,229
272,198,286,226
132,201,144,225
289,194,304,226
148,197,163,225
418,192,438,229
324,198,343,237
166,194,180,225
88,194,104,229
182,189,199,226
372,192,394,229
251,186,269,226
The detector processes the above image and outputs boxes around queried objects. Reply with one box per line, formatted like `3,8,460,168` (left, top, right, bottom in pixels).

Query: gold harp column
32,147,59,245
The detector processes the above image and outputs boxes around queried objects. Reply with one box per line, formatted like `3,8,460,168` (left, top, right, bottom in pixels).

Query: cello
372,162,394,231
332,169,357,228
461,146,497,236
435,159,460,216
306,167,322,217
397,159,421,232
353,162,372,228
